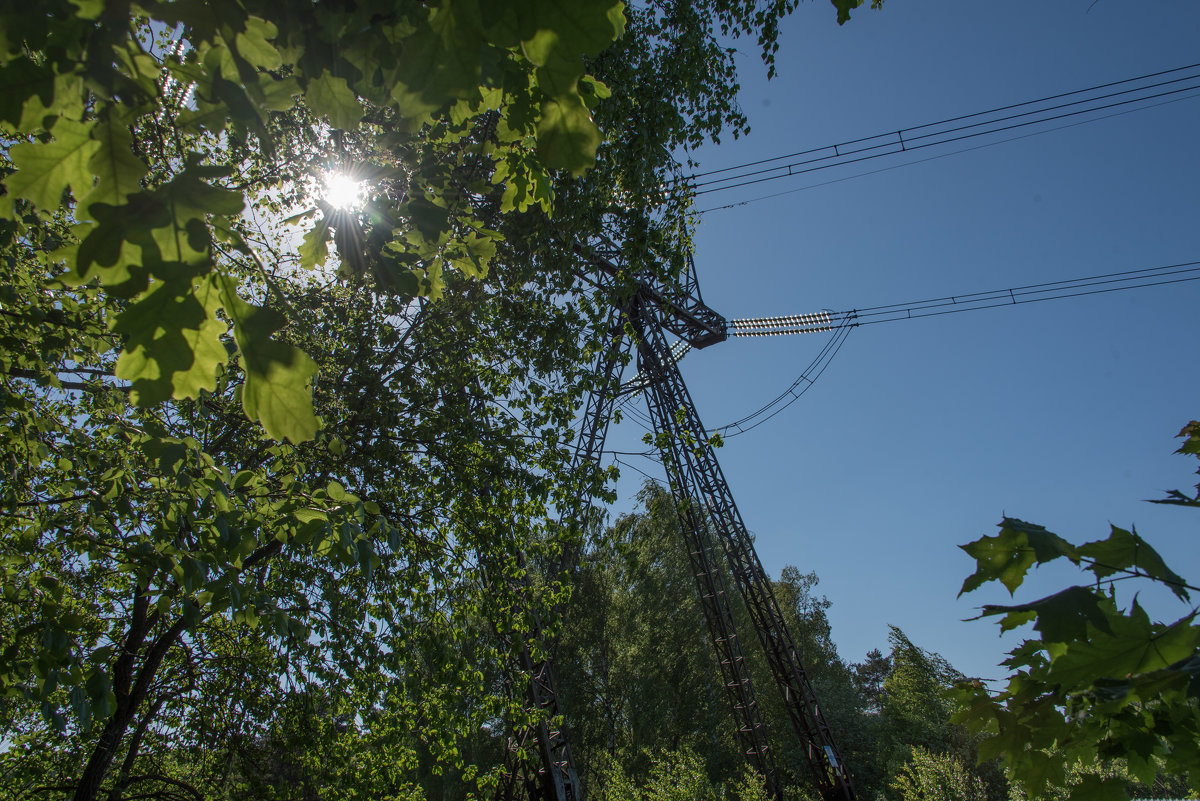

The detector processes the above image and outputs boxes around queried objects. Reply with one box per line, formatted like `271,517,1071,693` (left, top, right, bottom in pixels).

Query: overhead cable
695,90,1199,215
711,259,1200,439
728,260,1200,336
605,261,1199,444
712,318,854,439
682,63,1200,198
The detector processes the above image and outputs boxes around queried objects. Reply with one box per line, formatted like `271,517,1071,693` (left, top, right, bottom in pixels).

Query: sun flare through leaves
322,171,367,212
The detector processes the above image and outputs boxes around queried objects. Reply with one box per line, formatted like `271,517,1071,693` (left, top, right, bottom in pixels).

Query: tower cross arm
581,243,728,348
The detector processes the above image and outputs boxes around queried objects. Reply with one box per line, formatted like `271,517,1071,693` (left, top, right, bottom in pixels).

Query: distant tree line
551,482,1196,801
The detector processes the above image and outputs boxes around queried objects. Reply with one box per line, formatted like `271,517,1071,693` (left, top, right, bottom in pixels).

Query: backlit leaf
389,6,482,125
1176,420,1200,455
0,56,54,128
219,277,319,443
977,586,1113,644
82,113,148,215
1080,525,1190,601
536,96,600,175
496,0,626,64
1066,774,1128,801
113,274,228,405
7,117,100,212
959,518,1078,596
1050,603,1200,688
305,71,362,130
299,219,331,271
234,17,283,71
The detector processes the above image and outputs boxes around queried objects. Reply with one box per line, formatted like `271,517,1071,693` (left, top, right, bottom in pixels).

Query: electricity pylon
499,243,855,801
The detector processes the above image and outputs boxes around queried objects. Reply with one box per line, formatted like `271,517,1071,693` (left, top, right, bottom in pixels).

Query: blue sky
601,0,1200,682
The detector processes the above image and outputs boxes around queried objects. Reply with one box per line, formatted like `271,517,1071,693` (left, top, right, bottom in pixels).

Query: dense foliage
555,453,1200,801
955,422,1200,801
553,484,1004,801
0,1,895,799
1,0,633,442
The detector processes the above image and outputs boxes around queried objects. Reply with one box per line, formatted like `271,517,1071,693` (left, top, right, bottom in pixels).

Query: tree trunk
72,604,189,801
105,698,163,801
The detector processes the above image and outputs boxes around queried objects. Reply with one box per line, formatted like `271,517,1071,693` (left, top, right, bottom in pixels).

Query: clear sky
601,0,1200,683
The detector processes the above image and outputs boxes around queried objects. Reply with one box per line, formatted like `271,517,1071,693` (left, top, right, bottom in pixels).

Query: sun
323,172,366,211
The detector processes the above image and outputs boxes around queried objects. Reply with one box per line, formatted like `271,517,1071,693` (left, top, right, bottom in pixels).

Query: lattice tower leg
631,298,857,801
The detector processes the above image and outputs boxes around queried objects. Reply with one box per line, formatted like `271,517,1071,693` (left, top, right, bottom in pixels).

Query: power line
728,260,1200,335
695,91,1199,215
710,259,1200,438
684,62,1199,183
713,319,854,439
680,63,1200,198
609,454,666,487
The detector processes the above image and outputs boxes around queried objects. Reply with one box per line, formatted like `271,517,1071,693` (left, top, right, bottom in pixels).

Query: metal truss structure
629,290,855,801
499,243,855,801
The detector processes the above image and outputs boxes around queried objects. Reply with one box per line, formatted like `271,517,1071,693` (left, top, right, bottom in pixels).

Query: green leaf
579,74,611,109
257,73,301,112
68,197,164,292
830,0,861,24
72,167,243,289
7,117,101,212
299,218,331,271
82,113,148,215
305,71,362,130
171,275,228,398
161,164,246,220
140,167,244,272
1016,748,1066,797
85,670,114,719
234,17,282,71
1150,489,1200,508
1079,524,1190,601
462,231,497,277
218,277,319,443
69,684,91,731
1066,774,1127,801
68,0,106,19
388,5,484,126
294,508,327,525
0,56,54,128
497,0,626,66
406,195,450,240
417,261,445,301
1050,603,1200,688
113,274,228,405
536,95,601,175
1175,420,1200,455
959,518,1078,596
977,586,1113,644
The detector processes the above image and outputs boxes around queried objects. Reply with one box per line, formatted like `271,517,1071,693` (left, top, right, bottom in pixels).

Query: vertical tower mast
628,287,855,801
507,246,855,801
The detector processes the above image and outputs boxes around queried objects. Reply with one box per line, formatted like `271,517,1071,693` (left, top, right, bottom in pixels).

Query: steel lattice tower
498,244,856,801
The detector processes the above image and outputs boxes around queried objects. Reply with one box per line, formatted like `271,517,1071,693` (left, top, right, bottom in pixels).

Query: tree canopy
1,0,634,442
0,0,882,443
955,422,1200,801
551,483,1004,801
0,1,894,799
